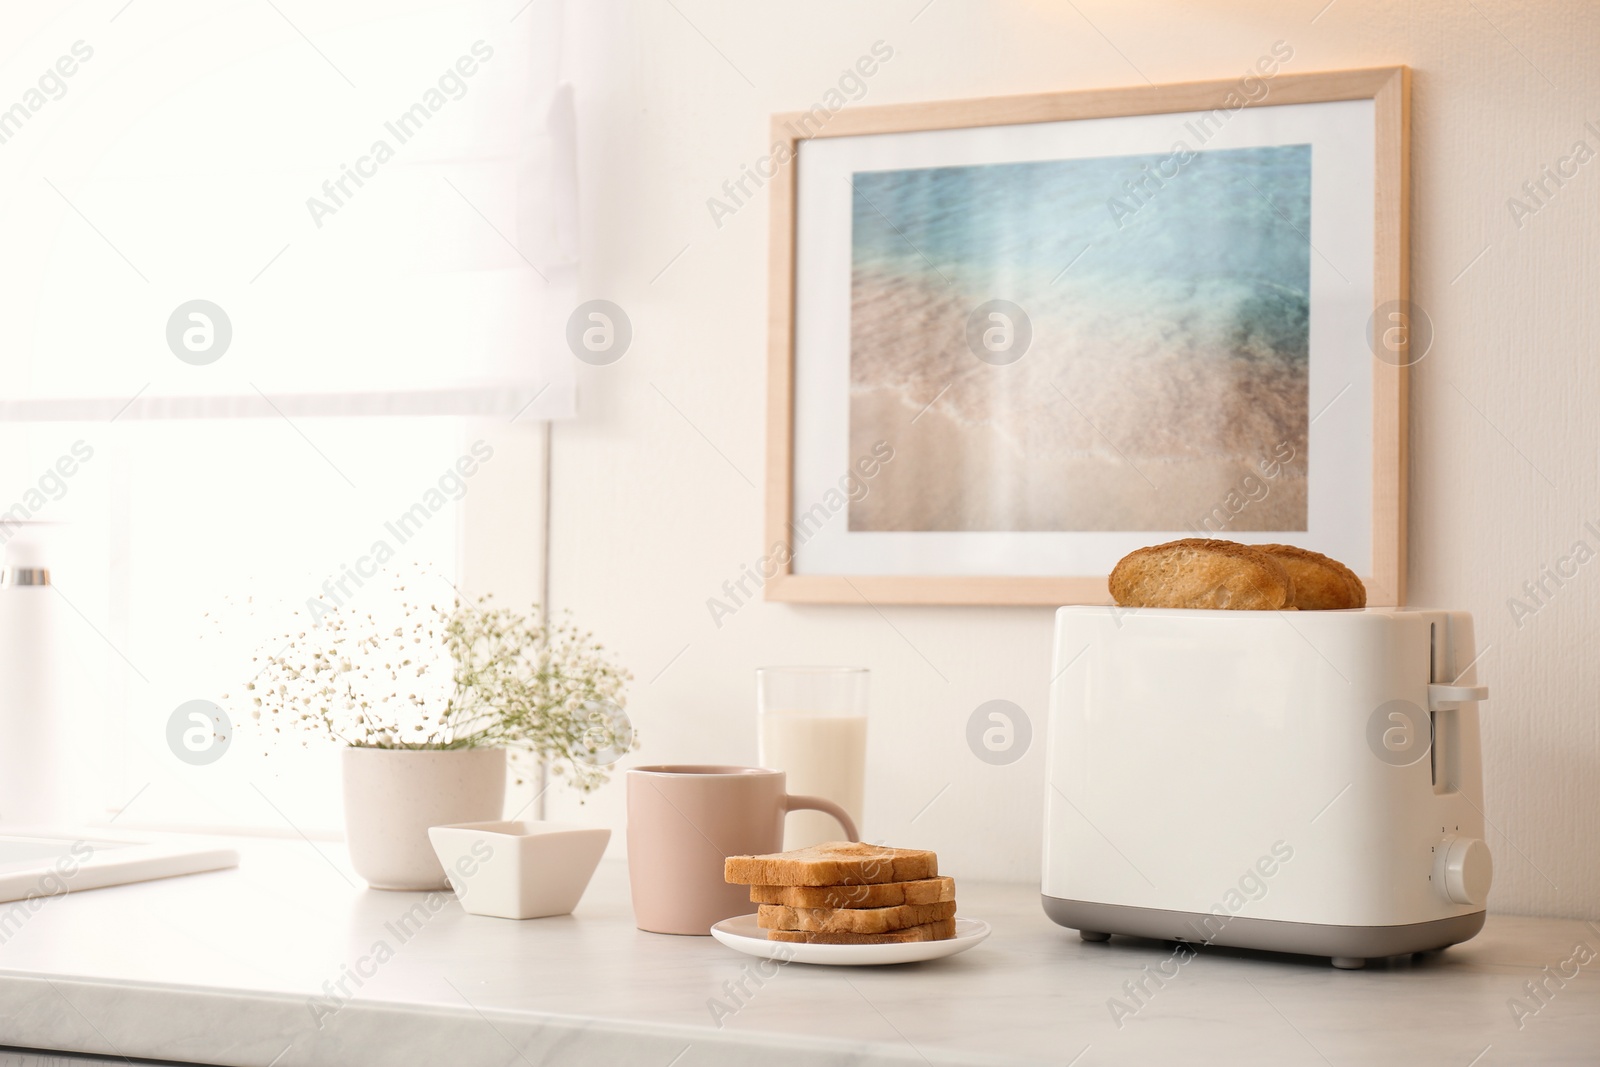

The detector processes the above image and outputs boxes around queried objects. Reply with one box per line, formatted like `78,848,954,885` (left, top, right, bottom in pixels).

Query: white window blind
0,0,576,422
0,1,568,833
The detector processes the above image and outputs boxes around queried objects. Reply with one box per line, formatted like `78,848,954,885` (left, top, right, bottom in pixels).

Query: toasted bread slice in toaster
1109,538,1293,610
1256,544,1366,610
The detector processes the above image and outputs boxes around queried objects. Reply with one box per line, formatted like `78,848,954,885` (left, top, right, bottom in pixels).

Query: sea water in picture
848,143,1312,533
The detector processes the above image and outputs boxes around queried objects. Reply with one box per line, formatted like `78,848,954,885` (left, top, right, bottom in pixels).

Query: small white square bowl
428,820,611,920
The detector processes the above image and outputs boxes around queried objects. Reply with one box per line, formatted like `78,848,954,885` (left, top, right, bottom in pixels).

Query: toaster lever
1427,683,1488,710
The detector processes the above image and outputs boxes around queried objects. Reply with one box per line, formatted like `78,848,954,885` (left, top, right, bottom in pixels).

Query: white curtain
0,0,575,421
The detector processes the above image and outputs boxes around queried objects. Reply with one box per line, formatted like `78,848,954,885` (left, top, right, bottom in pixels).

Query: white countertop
0,837,1595,1066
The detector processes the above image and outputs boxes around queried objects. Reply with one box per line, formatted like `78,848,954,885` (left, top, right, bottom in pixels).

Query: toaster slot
1427,614,1485,797
1432,708,1460,794
1429,621,1445,684
1433,710,1446,793
1428,620,1457,794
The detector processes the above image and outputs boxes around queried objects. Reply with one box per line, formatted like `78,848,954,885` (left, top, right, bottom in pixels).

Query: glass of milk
756,666,868,850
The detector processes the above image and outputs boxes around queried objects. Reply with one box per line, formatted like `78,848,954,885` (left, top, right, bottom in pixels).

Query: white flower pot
341,747,507,891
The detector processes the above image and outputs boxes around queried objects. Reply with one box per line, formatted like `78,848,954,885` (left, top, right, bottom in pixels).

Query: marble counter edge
0,971,1036,1067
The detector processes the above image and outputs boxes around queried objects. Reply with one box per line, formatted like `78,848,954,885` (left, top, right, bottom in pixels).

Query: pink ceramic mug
626,765,859,935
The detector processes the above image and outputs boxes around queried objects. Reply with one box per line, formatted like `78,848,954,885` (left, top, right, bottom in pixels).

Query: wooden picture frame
765,67,1409,607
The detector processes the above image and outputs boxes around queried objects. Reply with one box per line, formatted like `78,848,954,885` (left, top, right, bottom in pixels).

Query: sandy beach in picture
847,144,1312,533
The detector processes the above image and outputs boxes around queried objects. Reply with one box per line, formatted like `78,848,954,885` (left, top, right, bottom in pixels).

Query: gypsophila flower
231,584,636,793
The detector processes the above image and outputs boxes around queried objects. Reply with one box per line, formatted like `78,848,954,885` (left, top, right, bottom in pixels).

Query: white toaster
1041,606,1492,969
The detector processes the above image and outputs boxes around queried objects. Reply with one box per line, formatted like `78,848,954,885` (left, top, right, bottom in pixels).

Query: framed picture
765,66,1409,606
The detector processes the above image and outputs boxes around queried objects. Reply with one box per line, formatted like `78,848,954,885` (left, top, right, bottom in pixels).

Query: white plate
710,913,990,966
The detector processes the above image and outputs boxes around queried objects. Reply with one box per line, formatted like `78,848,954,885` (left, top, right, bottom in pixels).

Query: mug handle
783,794,859,842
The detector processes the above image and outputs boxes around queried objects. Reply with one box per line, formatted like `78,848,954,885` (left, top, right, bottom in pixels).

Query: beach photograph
847,142,1312,532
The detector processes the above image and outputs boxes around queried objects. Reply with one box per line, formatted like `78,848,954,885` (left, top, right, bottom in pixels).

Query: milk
758,711,867,850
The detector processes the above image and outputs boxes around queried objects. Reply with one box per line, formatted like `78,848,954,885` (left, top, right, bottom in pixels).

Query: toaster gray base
1042,895,1486,961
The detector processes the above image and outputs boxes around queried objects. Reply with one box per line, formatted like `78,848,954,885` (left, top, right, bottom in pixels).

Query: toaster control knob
1439,838,1493,906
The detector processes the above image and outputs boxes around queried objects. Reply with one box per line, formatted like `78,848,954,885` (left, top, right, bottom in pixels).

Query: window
0,0,574,834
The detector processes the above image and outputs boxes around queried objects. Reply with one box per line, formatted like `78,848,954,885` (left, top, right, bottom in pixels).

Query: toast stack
725,841,957,944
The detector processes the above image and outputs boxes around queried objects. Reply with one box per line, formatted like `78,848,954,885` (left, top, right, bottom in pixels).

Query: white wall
545,0,1600,920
